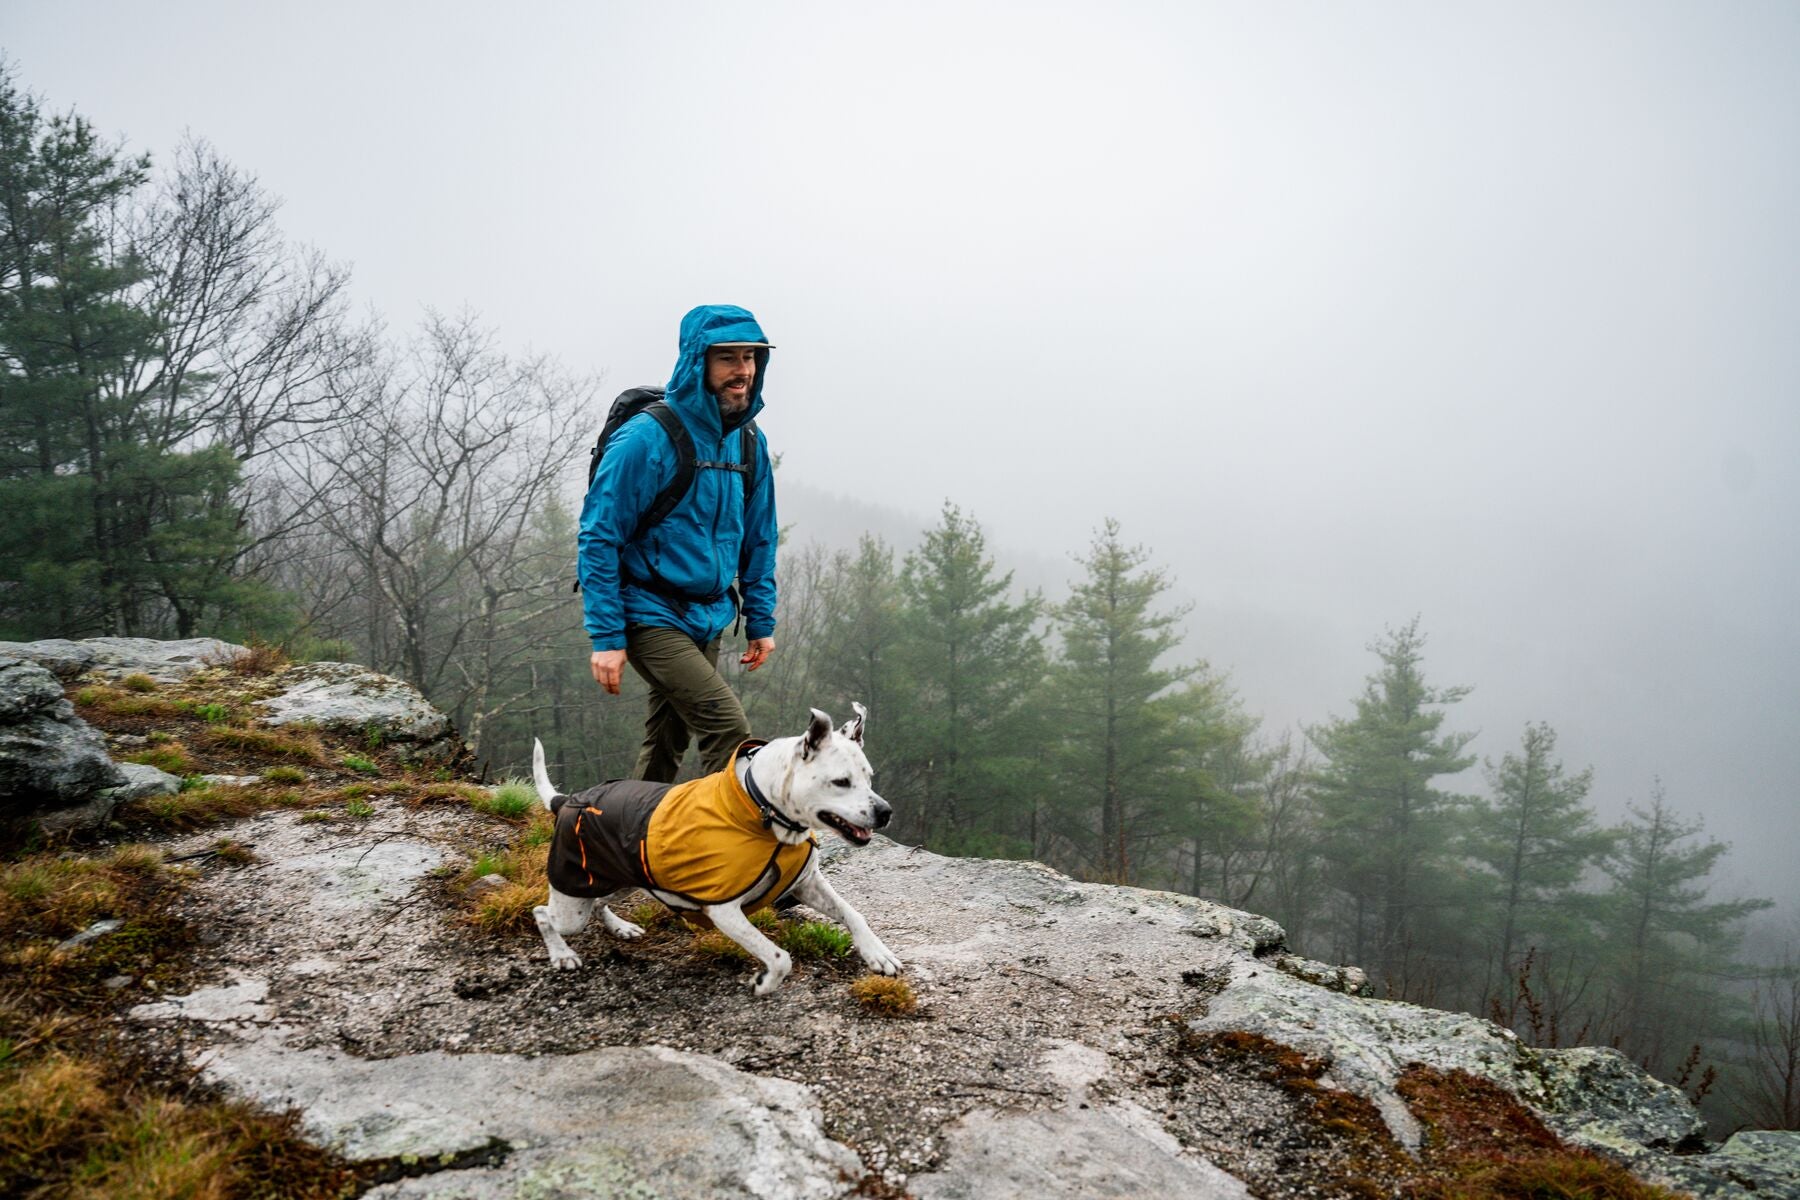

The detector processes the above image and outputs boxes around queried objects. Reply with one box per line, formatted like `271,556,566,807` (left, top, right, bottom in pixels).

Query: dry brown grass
197,724,326,763
94,691,187,718
849,974,917,1015
122,741,197,776
459,812,553,934
0,1053,357,1200
121,784,270,831
1397,1066,1685,1200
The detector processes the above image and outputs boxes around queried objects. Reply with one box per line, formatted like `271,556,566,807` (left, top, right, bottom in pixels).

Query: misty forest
3,66,1795,1141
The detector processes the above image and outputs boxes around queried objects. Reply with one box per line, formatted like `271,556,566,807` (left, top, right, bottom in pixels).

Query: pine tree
1308,618,1475,993
1465,722,1612,1010
1047,519,1197,882
1601,784,1772,1070
888,503,1045,852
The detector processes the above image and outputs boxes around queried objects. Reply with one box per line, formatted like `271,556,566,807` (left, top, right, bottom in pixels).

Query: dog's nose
872,796,892,829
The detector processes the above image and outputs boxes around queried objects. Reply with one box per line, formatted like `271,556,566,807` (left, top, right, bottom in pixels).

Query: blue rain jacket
578,304,779,650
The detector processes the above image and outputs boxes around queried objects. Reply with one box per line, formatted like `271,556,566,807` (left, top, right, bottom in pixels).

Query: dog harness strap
740,746,810,836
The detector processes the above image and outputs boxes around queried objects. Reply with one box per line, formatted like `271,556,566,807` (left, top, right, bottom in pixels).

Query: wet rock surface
252,661,452,746
0,655,126,821
119,782,1794,1198
0,635,248,682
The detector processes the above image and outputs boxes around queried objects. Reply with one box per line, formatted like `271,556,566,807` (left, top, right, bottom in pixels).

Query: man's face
705,346,759,415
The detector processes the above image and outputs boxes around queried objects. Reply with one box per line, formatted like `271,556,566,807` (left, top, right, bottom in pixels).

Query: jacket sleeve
579,419,670,651
738,427,779,642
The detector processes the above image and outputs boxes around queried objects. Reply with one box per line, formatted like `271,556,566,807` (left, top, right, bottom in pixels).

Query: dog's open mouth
818,812,873,846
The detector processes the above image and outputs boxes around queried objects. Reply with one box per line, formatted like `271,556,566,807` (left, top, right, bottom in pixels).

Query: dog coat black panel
546,778,669,898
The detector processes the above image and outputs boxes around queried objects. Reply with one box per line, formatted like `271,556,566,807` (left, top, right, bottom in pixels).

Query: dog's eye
832,777,852,788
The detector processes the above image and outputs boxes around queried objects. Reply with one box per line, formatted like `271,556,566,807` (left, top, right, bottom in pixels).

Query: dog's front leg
706,904,792,996
533,888,594,970
792,869,902,976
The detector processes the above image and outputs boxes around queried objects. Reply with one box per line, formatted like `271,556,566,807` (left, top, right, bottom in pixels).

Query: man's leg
625,626,750,781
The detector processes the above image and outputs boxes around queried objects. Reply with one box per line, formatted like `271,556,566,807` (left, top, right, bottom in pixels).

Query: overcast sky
8,1,1797,910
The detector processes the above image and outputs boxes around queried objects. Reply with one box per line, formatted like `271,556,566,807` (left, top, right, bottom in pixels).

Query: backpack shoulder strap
635,401,696,539
738,420,760,507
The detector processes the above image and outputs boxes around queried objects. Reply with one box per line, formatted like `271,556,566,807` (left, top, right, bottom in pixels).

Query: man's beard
715,382,751,415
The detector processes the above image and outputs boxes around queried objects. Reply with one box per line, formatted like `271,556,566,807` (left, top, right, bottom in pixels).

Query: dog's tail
531,738,559,810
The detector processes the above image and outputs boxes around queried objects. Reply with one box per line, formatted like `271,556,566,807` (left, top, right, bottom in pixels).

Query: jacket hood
665,304,771,440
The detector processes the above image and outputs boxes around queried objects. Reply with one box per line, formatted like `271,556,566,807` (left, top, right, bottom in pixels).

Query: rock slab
200,1035,862,1200
253,662,451,745
0,656,125,820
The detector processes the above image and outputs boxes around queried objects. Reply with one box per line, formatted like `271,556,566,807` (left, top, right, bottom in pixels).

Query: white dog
530,704,902,995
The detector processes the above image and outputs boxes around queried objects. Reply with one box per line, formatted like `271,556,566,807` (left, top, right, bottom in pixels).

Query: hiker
577,303,778,782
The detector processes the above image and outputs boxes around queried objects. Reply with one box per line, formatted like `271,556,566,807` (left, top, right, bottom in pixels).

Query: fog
8,1,1796,909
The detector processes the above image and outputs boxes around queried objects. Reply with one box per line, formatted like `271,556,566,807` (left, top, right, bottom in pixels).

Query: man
578,303,778,782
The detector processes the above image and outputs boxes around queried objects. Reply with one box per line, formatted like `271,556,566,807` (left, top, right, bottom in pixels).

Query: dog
529,703,902,995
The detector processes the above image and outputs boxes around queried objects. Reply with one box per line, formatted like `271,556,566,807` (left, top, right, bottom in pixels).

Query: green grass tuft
344,798,374,819
260,765,306,784
120,673,158,693
471,779,535,820
779,920,853,960
339,754,379,775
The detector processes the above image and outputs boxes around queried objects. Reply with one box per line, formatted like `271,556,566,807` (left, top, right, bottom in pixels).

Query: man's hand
740,637,775,672
591,649,627,695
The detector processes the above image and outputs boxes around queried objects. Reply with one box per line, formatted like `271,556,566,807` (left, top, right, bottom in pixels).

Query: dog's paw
752,951,793,996
857,936,902,976
548,947,583,971
601,910,645,940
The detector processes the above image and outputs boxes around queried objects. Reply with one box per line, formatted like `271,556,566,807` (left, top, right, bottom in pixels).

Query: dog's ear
840,701,867,745
802,708,833,760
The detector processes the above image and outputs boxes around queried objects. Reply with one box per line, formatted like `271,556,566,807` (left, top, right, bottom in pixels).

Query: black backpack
573,386,760,594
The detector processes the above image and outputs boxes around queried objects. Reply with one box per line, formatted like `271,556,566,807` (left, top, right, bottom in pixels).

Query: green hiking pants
624,625,751,783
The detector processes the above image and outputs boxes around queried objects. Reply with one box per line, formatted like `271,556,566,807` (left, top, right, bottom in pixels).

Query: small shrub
120,673,158,693
124,744,195,776
344,798,374,819
472,780,535,820
850,975,917,1015
226,639,289,676
261,765,306,784
340,754,379,775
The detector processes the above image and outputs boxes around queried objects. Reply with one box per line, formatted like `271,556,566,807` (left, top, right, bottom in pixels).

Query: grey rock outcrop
123,802,1797,1198
0,636,248,682
35,761,181,836
253,661,452,752
208,1039,862,1200
1187,958,1704,1156
0,656,126,821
